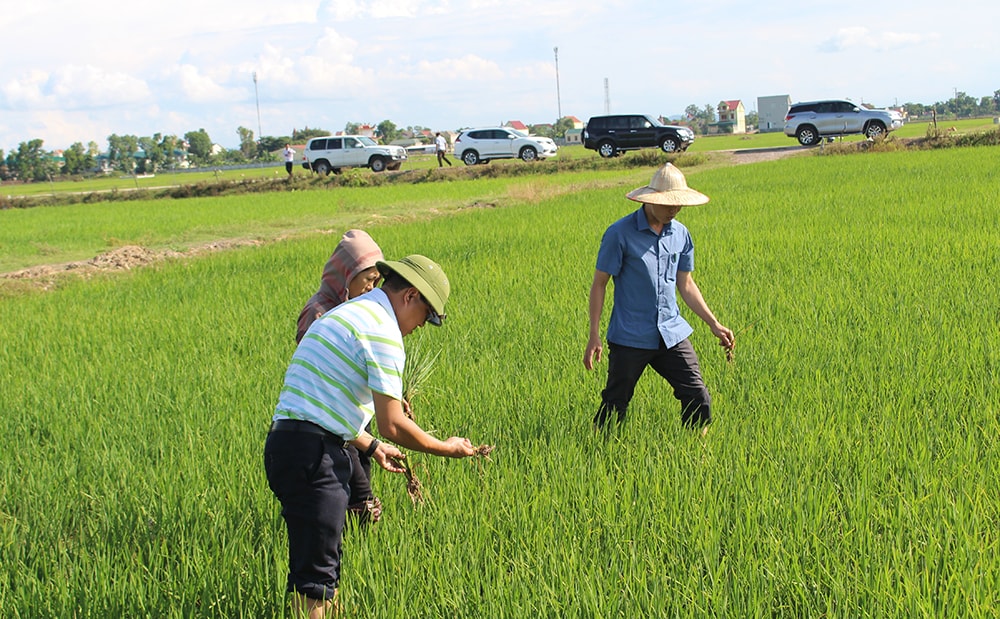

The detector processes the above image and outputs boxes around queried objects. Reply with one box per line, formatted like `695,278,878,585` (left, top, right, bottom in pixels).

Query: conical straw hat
626,163,709,206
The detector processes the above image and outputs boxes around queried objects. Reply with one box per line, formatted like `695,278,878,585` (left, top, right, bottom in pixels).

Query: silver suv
784,100,904,146
301,135,407,175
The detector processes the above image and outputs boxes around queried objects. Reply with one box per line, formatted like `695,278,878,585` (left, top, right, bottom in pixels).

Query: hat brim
626,186,710,206
376,259,447,317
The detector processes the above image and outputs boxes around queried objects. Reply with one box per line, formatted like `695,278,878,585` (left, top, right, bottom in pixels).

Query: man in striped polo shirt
264,254,477,618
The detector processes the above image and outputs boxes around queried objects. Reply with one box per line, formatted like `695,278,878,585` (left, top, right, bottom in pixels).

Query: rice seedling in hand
402,343,440,421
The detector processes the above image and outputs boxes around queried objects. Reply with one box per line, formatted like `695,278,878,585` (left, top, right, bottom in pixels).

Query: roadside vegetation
1,142,997,617
2,117,996,202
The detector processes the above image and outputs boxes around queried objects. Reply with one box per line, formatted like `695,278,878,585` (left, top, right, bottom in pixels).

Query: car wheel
519,146,537,162
865,121,886,140
314,161,331,176
369,157,387,172
462,150,480,166
796,126,819,146
597,141,617,158
660,137,679,153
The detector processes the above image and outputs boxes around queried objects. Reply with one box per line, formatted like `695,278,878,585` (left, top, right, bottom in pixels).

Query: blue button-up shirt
596,206,694,350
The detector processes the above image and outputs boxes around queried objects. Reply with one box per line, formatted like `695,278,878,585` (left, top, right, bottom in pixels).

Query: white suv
453,127,558,165
783,100,904,146
302,135,407,174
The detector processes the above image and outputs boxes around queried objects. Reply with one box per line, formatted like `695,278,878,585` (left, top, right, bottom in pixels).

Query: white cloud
414,55,505,82
317,0,452,21
2,66,150,110
168,64,247,104
314,28,361,63
819,27,941,53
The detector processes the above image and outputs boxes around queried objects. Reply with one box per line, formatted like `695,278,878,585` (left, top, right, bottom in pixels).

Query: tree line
3,90,998,183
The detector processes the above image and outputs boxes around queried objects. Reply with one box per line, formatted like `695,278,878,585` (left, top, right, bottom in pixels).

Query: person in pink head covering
296,229,386,525
297,229,385,343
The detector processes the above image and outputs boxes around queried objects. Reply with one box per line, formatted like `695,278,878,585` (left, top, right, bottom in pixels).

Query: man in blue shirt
583,164,735,431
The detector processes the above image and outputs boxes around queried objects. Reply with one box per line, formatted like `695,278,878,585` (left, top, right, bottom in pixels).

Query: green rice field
1,145,998,617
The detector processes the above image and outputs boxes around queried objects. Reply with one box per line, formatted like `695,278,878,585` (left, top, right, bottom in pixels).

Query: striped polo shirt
273,288,404,440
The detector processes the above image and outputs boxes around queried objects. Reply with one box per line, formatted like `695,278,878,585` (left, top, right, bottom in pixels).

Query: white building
757,95,792,133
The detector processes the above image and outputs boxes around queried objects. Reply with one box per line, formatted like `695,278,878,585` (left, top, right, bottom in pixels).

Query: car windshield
356,136,378,146
510,129,528,137
646,116,666,127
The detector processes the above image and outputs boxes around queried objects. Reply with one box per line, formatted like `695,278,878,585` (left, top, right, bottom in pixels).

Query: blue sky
2,0,997,153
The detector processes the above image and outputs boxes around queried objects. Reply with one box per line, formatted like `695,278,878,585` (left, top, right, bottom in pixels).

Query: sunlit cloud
2,65,150,110
819,27,941,53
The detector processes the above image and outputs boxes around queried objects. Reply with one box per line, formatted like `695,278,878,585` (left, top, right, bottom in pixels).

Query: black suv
583,114,695,157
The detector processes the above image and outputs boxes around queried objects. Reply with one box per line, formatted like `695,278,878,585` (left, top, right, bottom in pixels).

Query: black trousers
264,430,352,599
346,441,373,505
595,338,711,428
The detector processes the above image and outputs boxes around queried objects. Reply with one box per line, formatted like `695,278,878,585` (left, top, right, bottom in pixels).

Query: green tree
0,149,8,181
344,122,361,135
258,136,289,153
138,134,168,173
62,142,93,175
216,148,249,165
107,134,139,174
528,124,554,138
237,126,257,159
376,120,398,143
552,117,575,139
946,92,977,118
184,128,214,164
157,135,179,170
14,139,58,181
292,127,328,142
904,102,930,118
684,104,716,134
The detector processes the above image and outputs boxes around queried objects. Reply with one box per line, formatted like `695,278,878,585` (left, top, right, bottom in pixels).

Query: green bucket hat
376,254,450,323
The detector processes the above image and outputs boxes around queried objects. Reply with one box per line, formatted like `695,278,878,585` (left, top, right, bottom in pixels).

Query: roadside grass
2,117,993,200
1,145,998,617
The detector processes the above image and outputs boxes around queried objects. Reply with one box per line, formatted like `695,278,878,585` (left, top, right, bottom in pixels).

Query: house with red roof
504,120,529,133
709,100,747,134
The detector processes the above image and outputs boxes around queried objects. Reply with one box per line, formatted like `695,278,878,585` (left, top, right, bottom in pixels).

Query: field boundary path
2,148,806,290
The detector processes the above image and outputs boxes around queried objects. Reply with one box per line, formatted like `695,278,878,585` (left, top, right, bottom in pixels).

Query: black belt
269,419,345,445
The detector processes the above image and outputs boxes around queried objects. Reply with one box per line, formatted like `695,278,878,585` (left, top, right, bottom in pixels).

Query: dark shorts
264,429,352,599
285,161,294,174
596,338,711,427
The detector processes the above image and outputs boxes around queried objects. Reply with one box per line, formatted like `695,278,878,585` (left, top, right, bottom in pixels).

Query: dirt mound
2,240,262,291
86,245,166,270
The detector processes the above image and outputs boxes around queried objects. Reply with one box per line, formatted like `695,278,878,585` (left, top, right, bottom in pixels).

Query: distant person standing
283,144,295,178
435,132,452,167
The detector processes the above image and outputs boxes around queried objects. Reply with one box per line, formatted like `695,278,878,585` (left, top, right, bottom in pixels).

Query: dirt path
728,145,809,164
1,240,265,291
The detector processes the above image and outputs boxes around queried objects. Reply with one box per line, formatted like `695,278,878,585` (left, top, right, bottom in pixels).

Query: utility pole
604,78,610,114
253,72,263,145
553,47,562,121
